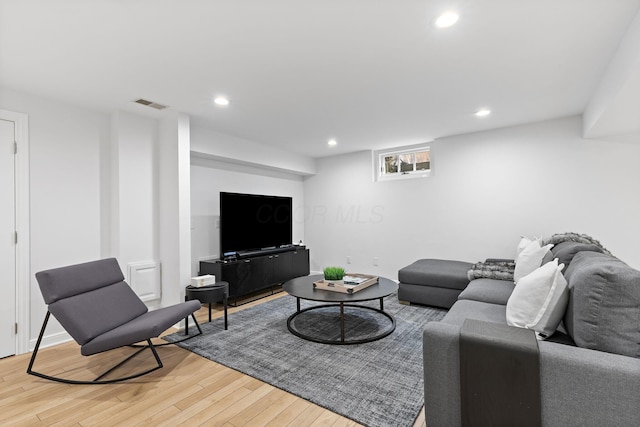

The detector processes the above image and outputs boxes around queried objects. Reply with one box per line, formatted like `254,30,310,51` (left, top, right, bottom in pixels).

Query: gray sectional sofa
415,241,640,426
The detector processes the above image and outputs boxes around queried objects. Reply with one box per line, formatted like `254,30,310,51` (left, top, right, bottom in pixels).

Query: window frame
374,144,431,182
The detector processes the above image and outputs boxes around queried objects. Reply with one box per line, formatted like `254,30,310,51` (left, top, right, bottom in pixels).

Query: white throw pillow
514,239,553,283
506,258,569,338
515,236,541,259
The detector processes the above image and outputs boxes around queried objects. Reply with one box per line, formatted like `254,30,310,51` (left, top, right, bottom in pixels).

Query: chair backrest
35,258,148,346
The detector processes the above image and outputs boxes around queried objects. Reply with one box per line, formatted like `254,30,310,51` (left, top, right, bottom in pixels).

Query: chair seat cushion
398,259,472,291
81,300,201,356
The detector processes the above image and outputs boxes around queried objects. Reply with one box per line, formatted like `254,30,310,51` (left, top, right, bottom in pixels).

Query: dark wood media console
199,247,310,301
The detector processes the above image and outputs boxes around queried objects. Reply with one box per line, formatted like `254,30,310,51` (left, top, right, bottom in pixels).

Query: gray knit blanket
467,260,515,281
467,232,611,281
541,232,612,255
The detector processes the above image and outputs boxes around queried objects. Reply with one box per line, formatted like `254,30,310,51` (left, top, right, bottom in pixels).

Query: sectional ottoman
397,258,473,308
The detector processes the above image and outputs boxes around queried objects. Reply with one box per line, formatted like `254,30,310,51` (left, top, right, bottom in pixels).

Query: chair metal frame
27,311,203,385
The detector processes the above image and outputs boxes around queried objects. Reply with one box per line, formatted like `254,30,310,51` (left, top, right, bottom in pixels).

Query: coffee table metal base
286,299,396,345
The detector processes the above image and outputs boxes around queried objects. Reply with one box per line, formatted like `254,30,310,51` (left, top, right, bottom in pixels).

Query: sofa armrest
424,320,640,427
460,319,541,426
423,321,462,426
538,341,640,426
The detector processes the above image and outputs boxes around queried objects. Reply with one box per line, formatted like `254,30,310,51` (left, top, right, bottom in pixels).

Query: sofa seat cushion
458,278,515,305
564,251,640,358
398,259,472,291
441,299,507,327
398,283,462,309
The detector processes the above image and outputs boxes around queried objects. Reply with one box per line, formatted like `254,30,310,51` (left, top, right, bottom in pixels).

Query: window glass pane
399,153,415,172
383,155,398,174
376,146,430,181
415,150,430,171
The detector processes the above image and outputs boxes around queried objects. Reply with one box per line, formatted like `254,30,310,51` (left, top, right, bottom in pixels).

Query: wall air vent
134,98,168,110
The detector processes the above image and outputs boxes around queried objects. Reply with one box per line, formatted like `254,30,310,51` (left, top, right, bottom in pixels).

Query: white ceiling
1,0,639,158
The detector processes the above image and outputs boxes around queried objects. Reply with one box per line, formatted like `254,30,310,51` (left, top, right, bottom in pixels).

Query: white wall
584,7,640,138
158,113,193,308
304,116,640,280
3,85,638,351
191,125,316,176
190,155,305,276
110,111,162,302
0,88,192,350
1,87,306,351
109,110,192,309
0,88,108,345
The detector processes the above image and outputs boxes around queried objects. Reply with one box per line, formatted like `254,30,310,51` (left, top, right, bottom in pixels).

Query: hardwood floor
1,290,424,426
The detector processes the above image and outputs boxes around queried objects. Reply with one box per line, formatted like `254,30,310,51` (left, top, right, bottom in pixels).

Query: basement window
374,145,431,181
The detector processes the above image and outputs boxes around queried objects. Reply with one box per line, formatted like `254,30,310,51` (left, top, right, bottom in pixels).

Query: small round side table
184,281,229,333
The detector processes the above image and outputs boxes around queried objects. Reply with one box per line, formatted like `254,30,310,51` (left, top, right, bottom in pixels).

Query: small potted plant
323,266,345,286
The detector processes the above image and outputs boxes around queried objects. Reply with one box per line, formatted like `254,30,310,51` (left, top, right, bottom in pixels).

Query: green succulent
323,266,345,280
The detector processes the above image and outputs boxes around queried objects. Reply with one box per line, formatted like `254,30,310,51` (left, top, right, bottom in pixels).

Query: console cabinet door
223,257,272,298
292,249,310,278
221,260,253,298
247,256,268,292
269,252,293,284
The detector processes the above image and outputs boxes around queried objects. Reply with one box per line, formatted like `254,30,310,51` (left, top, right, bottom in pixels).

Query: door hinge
15,323,18,334
14,141,17,154
14,231,18,244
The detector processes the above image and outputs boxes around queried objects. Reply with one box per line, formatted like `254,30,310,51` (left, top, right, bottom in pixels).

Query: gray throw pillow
563,251,640,358
551,241,603,269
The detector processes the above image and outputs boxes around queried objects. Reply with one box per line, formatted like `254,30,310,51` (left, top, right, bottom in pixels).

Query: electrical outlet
373,257,379,266
346,256,351,264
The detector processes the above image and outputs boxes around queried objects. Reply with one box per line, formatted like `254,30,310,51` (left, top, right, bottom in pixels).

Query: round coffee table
282,274,399,345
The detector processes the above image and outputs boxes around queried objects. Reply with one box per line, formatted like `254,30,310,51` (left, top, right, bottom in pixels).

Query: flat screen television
220,192,293,257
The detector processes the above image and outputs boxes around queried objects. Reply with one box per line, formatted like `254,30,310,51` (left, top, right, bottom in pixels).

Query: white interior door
0,119,16,358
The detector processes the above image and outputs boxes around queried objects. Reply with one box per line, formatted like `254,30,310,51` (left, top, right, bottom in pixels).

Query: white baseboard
29,330,73,352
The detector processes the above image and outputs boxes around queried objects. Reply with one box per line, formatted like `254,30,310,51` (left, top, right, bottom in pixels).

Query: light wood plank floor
1,290,425,426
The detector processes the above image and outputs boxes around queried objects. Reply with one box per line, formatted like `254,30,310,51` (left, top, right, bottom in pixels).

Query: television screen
220,192,293,256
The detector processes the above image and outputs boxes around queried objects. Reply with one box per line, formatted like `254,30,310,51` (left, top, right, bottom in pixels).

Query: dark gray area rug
164,293,446,427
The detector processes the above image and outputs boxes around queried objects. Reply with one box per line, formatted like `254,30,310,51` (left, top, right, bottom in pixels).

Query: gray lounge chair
27,258,203,384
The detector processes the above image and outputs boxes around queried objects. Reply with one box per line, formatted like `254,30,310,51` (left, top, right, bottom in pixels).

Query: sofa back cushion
551,241,603,270
564,251,640,358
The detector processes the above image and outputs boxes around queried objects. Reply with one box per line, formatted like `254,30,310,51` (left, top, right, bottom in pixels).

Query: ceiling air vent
134,98,168,110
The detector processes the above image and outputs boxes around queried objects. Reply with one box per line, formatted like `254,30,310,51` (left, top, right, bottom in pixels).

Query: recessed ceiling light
435,11,459,28
328,139,337,146
475,109,491,117
214,96,230,106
